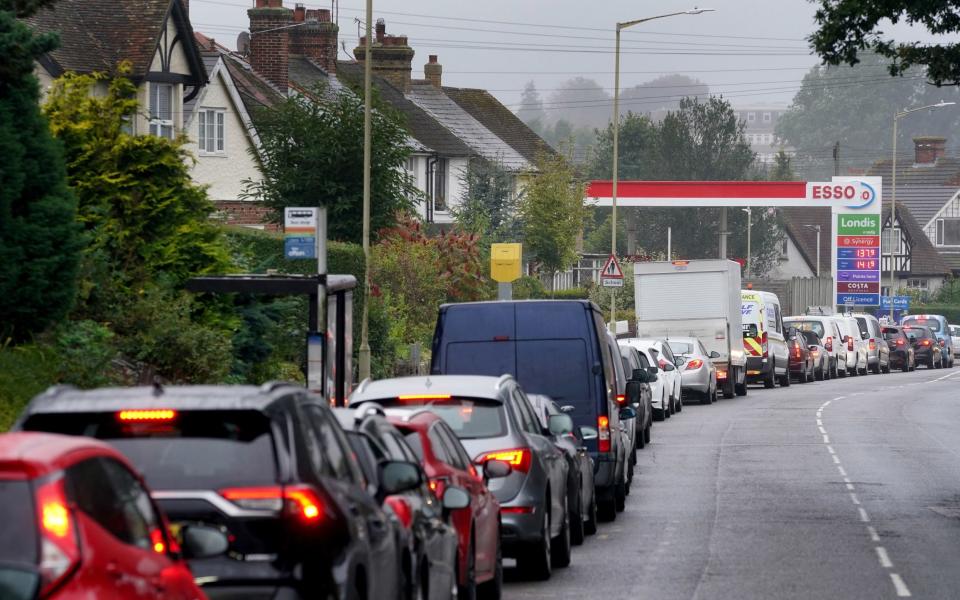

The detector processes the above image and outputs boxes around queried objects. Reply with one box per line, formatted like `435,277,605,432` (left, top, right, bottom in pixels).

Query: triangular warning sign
600,254,624,279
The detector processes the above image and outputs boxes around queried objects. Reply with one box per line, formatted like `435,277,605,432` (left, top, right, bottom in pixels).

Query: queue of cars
1,293,954,600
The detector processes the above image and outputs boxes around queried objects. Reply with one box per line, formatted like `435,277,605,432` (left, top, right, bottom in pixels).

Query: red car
386,409,504,600
787,327,816,383
0,432,226,600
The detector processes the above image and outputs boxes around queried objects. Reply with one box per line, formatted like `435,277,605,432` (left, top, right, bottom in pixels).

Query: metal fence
743,277,834,316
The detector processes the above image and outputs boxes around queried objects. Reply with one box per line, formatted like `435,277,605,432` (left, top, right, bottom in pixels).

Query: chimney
354,20,415,92
248,0,293,92
914,136,947,165
425,55,442,88
289,5,339,73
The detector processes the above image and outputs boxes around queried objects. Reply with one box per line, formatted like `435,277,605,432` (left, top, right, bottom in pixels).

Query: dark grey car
350,375,572,581
526,394,598,546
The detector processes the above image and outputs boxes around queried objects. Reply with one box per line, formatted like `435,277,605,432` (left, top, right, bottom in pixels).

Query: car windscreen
902,317,942,332
787,320,826,338
368,398,506,439
0,481,37,568
22,411,277,490
667,341,694,355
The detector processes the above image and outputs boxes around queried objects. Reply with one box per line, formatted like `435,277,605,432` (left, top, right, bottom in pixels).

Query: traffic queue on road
0,261,956,600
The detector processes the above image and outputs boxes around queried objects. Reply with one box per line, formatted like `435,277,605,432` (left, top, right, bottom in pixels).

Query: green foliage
454,158,520,242
934,279,960,304
0,341,60,431
906,304,960,324
809,1,960,86
244,83,416,243
511,276,547,299
583,209,627,256
0,9,83,340
590,263,635,313
0,0,58,18
770,150,797,181
550,287,592,301
521,153,586,283
54,320,115,388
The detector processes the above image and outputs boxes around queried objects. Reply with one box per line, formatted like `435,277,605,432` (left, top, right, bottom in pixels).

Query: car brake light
36,476,80,596
847,336,854,352
149,527,166,554
428,477,448,500
896,338,905,346
869,339,877,351
598,416,611,453
501,506,536,514
385,496,413,529
397,394,451,401
825,336,833,352
793,341,801,360
921,339,932,347
716,368,728,380
477,448,531,473
615,394,626,405
685,358,704,370
117,409,176,422
220,486,324,522
811,350,820,358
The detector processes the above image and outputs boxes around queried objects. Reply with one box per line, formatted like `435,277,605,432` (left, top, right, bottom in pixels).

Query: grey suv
350,375,572,580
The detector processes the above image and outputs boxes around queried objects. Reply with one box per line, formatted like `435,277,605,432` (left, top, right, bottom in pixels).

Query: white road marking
838,466,847,476
931,370,960,382
833,455,841,464
846,483,855,490
890,574,912,597
827,445,835,454
867,526,880,542
843,476,851,483
833,396,846,401
858,507,870,522
850,492,861,505
817,419,823,426
823,435,830,443
876,546,893,568
823,400,832,407
819,426,827,434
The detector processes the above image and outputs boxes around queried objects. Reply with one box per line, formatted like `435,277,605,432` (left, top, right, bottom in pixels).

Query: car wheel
735,374,747,396
477,534,502,600
551,495,571,569
597,487,616,522
653,406,666,421
816,364,825,381
676,391,683,412
778,369,790,386
614,479,626,512
668,396,675,416
763,367,776,389
644,423,651,444
518,507,551,581
871,361,880,374
569,483,585,546
722,377,735,398
458,537,477,600
584,491,598,535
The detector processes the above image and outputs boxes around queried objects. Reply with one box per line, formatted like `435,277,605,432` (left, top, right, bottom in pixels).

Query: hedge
906,305,960,324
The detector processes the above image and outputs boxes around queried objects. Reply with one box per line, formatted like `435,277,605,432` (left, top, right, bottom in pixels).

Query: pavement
503,366,960,600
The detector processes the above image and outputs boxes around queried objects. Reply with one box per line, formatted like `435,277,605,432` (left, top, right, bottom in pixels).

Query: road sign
284,207,318,260
602,278,624,288
880,296,910,310
600,254,624,279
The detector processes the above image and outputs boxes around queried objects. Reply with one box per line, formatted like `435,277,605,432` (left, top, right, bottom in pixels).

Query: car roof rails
354,378,372,394
354,402,386,421
494,373,514,391
259,381,298,394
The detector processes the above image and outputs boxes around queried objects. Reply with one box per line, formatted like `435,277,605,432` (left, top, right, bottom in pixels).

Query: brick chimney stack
354,20,415,92
289,4,339,73
248,0,292,93
425,55,442,88
914,136,947,164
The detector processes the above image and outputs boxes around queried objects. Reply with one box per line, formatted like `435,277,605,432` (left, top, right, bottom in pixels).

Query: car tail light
615,394,626,405
896,338,905,346
761,331,769,356
500,506,535,514
811,350,820,358
385,496,413,529
685,358,704,370
36,476,80,596
716,368,728,380
428,477,448,500
793,341,801,360
220,485,325,522
117,409,176,422
397,394,451,402
921,339,932,347
824,336,833,352
149,527,166,554
847,335,854,352
869,339,877,351
477,448,531,473
598,416,611,453
658,358,668,369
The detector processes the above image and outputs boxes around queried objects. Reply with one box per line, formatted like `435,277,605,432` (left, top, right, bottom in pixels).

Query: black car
526,394,598,546
333,405,460,600
15,383,421,600
903,325,943,368
882,326,916,372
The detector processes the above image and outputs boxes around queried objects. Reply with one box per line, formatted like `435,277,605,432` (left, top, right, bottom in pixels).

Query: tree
770,150,797,181
516,81,546,131
776,57,960,179
809,0,960,86
546,77,611,130
620,74,710,115
521,153,586,289
0,0,83,340
453,158,519,242
244,83,416,243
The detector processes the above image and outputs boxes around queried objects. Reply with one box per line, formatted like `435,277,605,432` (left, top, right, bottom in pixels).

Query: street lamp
888,100,955,319
609,7,714,326
803,224,821,278
358,0,373,380
741,207,752,279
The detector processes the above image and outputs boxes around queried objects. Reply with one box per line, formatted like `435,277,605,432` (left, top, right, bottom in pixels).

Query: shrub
0,341,60,431
54,320,116,388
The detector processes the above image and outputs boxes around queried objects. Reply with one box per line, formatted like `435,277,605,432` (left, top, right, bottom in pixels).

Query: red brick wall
213,201,278,231
248,4,292,92
290,9,339,73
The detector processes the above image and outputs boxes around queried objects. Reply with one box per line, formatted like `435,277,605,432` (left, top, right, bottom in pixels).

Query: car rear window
371,398,506,439
788,320,826,338
882,328,900,340
667,341,694,355
903,317,941,332
0,480,37,566
516,339,590,405
903,327,930,339
22,411,276,490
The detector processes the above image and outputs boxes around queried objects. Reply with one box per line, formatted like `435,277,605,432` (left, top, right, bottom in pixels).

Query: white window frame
433,158,448,213
883,227,903,255
762,112,772,123
936,217,960,247
149,83,175,139
197,108,226,155
906,278,928,290
747,112,756,122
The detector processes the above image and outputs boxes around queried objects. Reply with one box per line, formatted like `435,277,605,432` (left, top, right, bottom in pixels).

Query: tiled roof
27,0,204,84
781,203,951,277
220,53,285,114
407,82,530,170
443,87,556,164
867,155,960,187
880,185,960,229
335,61,471,157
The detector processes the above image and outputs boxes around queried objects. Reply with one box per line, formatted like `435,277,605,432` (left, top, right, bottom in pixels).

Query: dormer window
149,83,174,139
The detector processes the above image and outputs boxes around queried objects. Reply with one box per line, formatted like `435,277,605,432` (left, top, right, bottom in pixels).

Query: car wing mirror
483,459,511,480
548,413,575,436
631,368,648,382
579,426,598,441
662,362,676,372
379,460,423,497
180,524,230,560
560,404,575,414
619,406,637,420
646,366,659,376
442,486,470,512
709,350,721,358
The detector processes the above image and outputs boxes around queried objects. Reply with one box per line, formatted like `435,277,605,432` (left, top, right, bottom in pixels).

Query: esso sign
811,184,857,200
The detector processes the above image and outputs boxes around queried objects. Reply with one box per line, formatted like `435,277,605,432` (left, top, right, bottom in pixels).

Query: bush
512,276,548,299
907,304,960,324
0,341,60,431
54,320,116,388
552,287,592,300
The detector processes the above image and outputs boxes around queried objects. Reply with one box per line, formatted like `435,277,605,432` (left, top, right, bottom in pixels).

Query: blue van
431,300,630,521
901,314,954,368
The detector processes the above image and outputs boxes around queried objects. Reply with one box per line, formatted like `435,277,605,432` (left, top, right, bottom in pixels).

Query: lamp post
803,224,821,278
889,101,955,319
358,0,373,380
741,207,751,279
609,7,714,327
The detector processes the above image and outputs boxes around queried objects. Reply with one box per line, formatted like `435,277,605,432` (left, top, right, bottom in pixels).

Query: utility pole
358,0,373,381
833,141,840,177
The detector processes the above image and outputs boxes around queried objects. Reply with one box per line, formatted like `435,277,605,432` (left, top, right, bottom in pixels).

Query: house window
780,236,789,257
747,112,756,122
149,83,174,139
936,218,960,246
882,227,902,255
197,109,225,153
763,112,772,123
906,278,928,290
433,158,448,212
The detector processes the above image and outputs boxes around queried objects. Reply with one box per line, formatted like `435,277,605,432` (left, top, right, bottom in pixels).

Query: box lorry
633,259,747,398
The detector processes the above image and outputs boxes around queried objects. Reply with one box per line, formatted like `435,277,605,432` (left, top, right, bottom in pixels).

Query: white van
832,315,868,375
741,290,790,387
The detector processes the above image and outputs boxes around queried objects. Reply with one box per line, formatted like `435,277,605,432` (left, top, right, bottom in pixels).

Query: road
504,366,960,600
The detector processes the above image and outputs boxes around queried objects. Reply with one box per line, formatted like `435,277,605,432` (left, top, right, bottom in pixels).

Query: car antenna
152,377,164,397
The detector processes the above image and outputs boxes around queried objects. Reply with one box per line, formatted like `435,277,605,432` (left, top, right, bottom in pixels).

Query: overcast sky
189,0,957,112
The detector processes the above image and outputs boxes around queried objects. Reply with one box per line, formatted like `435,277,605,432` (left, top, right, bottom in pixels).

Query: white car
950,325,960,359
784,316,848,378
620,338,683,418
620,342,670,421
